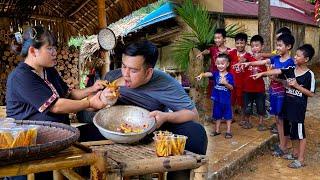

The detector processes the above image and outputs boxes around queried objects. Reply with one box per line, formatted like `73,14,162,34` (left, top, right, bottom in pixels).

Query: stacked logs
0,46,24,105
56,47,80,89
0,29,80,105
0,29,11,45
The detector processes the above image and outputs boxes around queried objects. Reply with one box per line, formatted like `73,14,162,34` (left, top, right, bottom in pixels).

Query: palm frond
225,23,247,38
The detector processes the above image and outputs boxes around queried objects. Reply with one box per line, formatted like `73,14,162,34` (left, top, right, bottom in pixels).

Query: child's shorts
213,101,232,120
243,92,266,116
269,93,284,116
284,120,305,140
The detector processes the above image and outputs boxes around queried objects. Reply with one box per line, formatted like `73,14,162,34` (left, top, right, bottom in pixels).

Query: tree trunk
258,0,271,52
188,48,207,123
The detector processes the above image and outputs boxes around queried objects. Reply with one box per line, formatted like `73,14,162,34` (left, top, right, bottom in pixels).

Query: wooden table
0,140,208,180
0,143,107,180
88,140,209,180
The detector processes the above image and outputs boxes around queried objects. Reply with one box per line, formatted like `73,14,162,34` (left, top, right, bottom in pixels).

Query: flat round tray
0,120,79,166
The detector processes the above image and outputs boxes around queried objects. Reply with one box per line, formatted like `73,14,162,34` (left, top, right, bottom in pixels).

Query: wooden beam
69,0,91,17
97,0,107,29
30,15,74,23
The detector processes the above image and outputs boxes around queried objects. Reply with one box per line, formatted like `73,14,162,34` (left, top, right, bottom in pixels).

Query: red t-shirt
207,46,230,97
228,49,256,88
242,63,266,93
209,46,231,72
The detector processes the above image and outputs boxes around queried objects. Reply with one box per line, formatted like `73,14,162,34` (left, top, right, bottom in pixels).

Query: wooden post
97,0,110,78
53,170,64,180
27,174,35,180
190,162,208,180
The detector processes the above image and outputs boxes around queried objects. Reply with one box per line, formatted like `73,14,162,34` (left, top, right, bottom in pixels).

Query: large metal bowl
93,105,156,143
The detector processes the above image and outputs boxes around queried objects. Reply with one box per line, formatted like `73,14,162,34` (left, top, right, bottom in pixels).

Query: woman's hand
90,80,107,93
149,111,168,128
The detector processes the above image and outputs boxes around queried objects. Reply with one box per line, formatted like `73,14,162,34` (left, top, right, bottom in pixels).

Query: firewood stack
0,45,24,105
55,47,80,89
0,28,80,105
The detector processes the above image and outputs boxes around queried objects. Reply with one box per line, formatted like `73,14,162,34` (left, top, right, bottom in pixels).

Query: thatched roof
0,0,157,43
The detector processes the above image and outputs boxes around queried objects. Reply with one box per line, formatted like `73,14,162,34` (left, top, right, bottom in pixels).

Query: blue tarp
130,2,176,32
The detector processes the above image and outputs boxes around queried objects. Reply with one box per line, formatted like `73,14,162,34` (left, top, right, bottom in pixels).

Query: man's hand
88,91,107,110
100,87,118,106
149,110,168,128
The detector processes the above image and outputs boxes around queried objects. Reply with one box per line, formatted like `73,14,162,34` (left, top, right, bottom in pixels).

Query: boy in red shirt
241,35,267,130
196,28,230,97
228,33,256,123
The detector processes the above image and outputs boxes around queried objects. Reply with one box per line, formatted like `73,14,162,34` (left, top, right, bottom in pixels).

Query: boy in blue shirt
252,44,316,169
196,54,234,138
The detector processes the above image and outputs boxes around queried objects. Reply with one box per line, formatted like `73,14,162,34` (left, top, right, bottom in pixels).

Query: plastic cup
153,136,172,157
170,135,188,155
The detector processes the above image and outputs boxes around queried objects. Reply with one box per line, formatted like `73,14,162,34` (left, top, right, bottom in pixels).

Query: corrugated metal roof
223,0,317,26
280,0,314,15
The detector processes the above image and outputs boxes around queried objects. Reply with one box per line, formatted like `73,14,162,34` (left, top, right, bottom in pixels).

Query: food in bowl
116,123,149,134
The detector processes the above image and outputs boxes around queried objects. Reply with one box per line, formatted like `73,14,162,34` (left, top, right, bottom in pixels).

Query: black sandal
210,131,221,136
225,132,233,139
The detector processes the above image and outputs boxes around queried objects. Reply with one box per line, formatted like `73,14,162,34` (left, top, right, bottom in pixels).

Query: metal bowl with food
93,105,156,143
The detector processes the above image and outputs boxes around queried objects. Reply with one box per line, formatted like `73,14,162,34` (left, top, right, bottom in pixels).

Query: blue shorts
269,93,284,116
212,101,232,120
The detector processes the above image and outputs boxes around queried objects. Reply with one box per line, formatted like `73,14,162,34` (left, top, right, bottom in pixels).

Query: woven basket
0,120,80,166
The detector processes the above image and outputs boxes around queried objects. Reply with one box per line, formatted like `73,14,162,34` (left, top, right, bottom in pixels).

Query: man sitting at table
78,40,207,178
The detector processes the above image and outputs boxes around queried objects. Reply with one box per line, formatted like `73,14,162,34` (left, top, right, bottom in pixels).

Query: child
241,33,295,156
242,35,267,131
196,54,234,138
196,28,230,97
258,27,292,59
252,44,316,169
228,33,256,126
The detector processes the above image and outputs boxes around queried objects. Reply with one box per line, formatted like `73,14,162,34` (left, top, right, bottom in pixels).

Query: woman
6,26,114,138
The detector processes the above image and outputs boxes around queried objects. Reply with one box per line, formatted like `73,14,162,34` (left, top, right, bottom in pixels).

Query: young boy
228,33,256,127
196,28,230,97
241,33,295,156
241,35,267,131
258,27,292,59
252,44,316,169
196,54,234,138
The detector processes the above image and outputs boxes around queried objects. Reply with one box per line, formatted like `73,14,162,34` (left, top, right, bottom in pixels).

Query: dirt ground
230,92,320,179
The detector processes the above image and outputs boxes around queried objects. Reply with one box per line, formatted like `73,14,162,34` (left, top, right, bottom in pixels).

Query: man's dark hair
277,33,295,50
297,44,315,61
215,28,227,38
250,35,264,45
123,40,158,68
217,53,230,63
235,32,248,42
276,27,291,35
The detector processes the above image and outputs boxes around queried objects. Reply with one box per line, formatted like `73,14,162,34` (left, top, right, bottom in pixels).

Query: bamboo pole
97,0,110,78
27,173,35,180
53,170,64,180
59,169,85,180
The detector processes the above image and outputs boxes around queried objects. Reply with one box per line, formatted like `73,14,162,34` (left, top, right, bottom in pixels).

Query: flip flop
225,132,233,139
272,147,285,157
288,160,305,169
242,121,253,129
283,153,298,160
210,131,221,137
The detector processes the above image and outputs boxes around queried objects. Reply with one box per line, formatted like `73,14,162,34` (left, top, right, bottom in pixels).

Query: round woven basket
0,120,80,166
